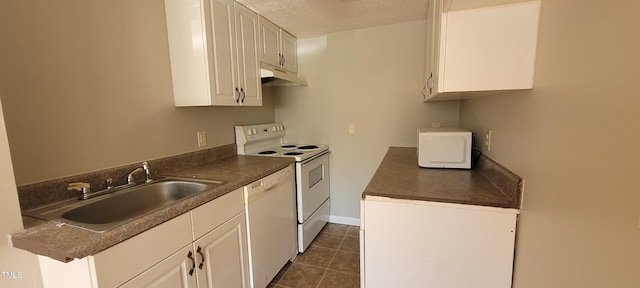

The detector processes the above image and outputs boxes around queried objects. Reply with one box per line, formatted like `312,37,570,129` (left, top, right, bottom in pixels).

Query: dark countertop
363,147,522,209
12,154,294,262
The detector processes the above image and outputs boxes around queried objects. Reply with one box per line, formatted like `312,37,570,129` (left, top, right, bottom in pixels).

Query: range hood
260,63,307,86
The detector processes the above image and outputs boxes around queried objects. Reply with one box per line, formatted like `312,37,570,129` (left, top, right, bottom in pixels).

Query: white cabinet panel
442,1,539,91
164,0,211,106
258,18,281,68
194,212,250,288
362,198,517,288
280,30,298,74
424,0,540,101
120,245,197,288
235,3,262,106
208,0,239,105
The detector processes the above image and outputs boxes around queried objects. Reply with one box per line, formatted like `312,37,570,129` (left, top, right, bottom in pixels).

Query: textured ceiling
235,0,430,38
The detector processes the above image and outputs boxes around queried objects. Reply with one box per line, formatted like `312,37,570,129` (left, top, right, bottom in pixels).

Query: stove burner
281,145,297,149
258,151,277,155
285,152,303,155
297,145,318,150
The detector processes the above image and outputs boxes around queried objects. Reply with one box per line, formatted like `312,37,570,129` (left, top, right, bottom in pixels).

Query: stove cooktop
249,144,329,162
235,123,329,162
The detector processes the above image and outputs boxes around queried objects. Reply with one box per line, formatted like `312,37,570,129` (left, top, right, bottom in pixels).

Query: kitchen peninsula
360,147,522,288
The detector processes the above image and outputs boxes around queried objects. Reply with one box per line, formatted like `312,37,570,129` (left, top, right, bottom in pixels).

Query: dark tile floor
268,223,360,288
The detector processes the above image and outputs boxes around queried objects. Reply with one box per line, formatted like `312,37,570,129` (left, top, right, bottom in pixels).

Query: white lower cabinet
361,196,518,288
119,245,197,288
193,212,250,288
38,188,249,288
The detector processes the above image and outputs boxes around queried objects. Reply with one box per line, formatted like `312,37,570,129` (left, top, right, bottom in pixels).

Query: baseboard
329,215,361,226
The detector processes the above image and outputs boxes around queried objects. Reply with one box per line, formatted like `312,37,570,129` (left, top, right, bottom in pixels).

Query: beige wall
274,20,460,222
0,0,275,185
459,1,640,287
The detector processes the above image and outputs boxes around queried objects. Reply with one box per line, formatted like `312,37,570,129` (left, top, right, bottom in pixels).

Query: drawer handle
187,251,196,276
197,246,205,269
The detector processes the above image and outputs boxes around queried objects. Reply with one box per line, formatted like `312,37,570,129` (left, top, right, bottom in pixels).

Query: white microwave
418,128,472,169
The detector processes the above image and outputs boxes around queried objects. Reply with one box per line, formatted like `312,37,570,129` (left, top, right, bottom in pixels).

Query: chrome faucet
71,162,153,200
142,161,151,183
131,161,152,183
108,161,153,189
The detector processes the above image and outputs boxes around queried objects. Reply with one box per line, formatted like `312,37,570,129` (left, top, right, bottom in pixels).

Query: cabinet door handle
235,87,240,103
197,246,205,270
240,88,246,103
426,72,433,94
187,251,196,276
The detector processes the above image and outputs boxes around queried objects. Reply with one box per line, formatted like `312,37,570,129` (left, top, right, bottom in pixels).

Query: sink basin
23,177,223,232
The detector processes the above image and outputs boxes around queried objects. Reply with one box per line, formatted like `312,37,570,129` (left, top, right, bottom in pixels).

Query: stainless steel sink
23,177,223,232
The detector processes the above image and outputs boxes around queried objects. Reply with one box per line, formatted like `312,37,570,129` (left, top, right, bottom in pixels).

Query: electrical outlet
348,123,356,135
197,131,207,147
485,129,492,152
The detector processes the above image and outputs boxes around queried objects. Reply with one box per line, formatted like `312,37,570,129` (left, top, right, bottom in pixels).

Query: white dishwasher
244,164,297,288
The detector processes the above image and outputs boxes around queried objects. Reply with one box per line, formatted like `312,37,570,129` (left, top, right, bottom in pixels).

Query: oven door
296,152,330,223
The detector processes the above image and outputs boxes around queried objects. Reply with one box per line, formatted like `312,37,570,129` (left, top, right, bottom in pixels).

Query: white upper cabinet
259,17,298,73
258,18,281,69
280,30,298,73
234,2,262,106
424,0,541,101
164,0,261,106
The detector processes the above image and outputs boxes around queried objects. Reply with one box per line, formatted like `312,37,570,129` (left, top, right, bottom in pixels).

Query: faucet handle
67,182,91,193
105,178,113,189
142,161,152,183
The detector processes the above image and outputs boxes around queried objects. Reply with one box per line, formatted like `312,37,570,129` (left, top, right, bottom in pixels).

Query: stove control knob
246,129,253,135
252,129,257,135
271,126,277,132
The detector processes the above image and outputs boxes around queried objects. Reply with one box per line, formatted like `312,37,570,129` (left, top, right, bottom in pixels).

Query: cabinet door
442,1,539,92
120,245,197,288
424,0,443,100
362,198,517,288
209,0,240,105
235,3,262,106
194,212,250,288
280,30,298,73
91,213,193,288
258,17,281,68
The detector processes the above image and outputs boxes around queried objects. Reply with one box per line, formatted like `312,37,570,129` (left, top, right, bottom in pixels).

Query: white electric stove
235,123,330,253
